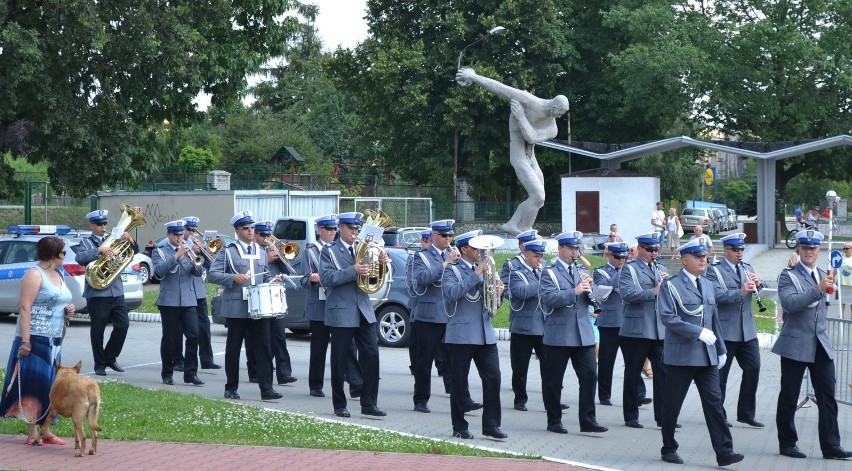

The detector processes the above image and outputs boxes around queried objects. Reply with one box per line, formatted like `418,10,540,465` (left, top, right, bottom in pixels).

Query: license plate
121,274,128,282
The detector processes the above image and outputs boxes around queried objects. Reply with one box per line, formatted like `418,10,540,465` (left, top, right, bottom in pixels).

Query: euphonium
469,234,504,315
85,204,147,289
354,234,390,295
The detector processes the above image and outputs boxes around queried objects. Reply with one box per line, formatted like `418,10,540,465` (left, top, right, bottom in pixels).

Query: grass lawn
0,372,533,458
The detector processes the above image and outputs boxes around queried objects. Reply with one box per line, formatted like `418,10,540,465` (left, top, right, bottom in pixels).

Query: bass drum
368,263,393,308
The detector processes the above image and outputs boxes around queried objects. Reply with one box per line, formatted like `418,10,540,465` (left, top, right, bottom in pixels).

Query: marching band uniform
76,209,132,376
658,238,742,466
618,233,667,428
774,230,852,460
406,230,432,375
539,232,606,434
320,212,384,418
152,220,204,386
442,230,506,440
207,211,281,400
499,230,539,299
704,233,762,427
507,238,548,412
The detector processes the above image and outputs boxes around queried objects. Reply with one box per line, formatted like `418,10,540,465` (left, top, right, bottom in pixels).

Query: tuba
355,210,394,296
85,204,147,289
469,234,504,315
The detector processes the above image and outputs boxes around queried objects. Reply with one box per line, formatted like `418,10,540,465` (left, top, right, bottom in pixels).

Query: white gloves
698,328,717,346
717,354,727,370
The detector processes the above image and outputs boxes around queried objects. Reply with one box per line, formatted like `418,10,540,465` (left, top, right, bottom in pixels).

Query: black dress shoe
453,429,474,439
560,403,569,410
581,423,608,433
334,408,351,418
94,367,106,376
725,420,732,427
600,398,612,406
248,376,259,384
547,423,568,434
277,376,298,385
640,397,653,405
224,389,240,400
661,452,683,464
780,446,807,458
349,386,362,398
361,405,387,417
201,363,221,369
106,361,124,372
309,389,325,397
822,446,852,460
261,390,283,400
625,420,643,429
717,451,744,466
162,377,174,385
413,403,431,413
464,402,483,412
513,403,528,411
736,417,765,428
657,422,682,428
173,363,185,372
184,376,205,386
482,427,508,439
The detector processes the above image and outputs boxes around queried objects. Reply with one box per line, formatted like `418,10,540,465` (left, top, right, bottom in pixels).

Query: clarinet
741,263,767,313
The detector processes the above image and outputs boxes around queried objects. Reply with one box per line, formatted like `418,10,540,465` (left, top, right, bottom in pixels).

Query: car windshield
682,209,706,216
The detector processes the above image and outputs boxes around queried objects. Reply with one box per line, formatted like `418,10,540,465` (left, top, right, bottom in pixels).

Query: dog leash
14,354,52,425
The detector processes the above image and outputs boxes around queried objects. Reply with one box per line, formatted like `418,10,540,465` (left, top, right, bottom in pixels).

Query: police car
0,225,144,316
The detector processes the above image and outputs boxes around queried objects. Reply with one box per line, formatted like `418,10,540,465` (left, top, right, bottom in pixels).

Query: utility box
742,220,757,244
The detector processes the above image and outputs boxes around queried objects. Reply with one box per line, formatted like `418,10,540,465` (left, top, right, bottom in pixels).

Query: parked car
132,252,153,284
581,233,608,256
727,208,738,231
680,208,717,234
382,226,428,250
711,207,727,233
211,247,413,348
0,225,143,315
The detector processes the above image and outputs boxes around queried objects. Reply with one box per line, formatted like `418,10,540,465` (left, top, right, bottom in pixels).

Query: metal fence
826,317,852,406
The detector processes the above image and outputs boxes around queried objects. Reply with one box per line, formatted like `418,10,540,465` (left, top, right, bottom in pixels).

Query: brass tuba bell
85,204,147,289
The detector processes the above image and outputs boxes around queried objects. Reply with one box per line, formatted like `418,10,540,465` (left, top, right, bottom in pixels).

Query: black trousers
159,305,199,379
598,327,646,402
510,333,546,406
446,343,501,433
412,321,456,405
408,319,417,374
330,317,379,410
172,298,215,367
719,338,760,421
87,295,129,369
776,345,840,450
308,320,363,391
661,364,733,457
224,317,272,394
621,336,665,423
543,344,597,428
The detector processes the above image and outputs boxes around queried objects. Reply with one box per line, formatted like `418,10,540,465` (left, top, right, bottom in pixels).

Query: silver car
0,225,144,316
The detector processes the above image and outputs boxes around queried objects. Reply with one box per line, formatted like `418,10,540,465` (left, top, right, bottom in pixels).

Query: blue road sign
830,250,843,269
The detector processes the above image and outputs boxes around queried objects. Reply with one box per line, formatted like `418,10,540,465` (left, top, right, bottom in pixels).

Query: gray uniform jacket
593,263,624,328
300,243,326,322
618,259,665,340
152,245,203,307
705,260,758,342
539,260,596,347
206,242,272,319
508,263,545,335
411,246,448,324
442,261,496,345
319,239,376,328
500,254,522,299
658,270,726,367
772,263,834,363
77,235,125,298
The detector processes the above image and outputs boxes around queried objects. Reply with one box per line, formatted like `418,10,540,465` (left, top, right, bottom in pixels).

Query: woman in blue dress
0,236,74,445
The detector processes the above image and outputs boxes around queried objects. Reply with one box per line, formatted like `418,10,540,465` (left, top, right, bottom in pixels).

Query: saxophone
85,204,147,289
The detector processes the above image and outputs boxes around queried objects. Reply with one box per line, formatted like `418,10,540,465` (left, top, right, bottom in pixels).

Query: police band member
507,237,548,412
246,221,297,386
619,233,668,428
302,215,363,399
152,220,204,386
499,230,539,298
658,238,743,466
76,209,133,376
320,212,386,418
704,233,763,428
406,229,432,375
774,230,852,460
539,231,607,434
442,230,506,440
207,211,282,401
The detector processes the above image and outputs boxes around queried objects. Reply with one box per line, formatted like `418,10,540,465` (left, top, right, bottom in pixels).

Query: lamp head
489,26,506,35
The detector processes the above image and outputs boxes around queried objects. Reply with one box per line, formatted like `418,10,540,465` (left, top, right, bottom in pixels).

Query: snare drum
247,283,287,319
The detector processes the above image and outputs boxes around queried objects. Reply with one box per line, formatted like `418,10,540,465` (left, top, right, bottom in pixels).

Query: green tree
0,0,308,197
177,145,217,174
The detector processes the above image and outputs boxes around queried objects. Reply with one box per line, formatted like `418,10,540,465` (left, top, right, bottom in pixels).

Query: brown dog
37,360,101,457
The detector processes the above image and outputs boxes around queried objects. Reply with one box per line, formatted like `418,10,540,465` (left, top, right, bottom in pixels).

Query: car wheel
376,304,410,348
138,262,151,284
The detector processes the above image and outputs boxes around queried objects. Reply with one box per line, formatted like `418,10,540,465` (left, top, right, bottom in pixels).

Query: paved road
1,245,850,470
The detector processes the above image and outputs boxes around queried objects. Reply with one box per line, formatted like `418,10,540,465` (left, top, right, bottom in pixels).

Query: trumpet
182,241,204,266
267,235,298,275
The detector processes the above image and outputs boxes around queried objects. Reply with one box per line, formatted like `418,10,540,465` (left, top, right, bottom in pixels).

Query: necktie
695,278,702,295
811,271,819,285
246,244,252,255
441,250,447,261
736,264,743,282
567,265,573,278
348,246,355,259
534,268,541,279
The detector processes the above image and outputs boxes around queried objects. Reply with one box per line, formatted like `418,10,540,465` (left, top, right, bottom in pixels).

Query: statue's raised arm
456,68,538,104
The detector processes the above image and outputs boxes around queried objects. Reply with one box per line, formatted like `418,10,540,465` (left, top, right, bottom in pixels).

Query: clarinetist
705,233,764,429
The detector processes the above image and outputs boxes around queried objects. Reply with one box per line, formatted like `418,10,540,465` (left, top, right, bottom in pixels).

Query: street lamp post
453,26,506,219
